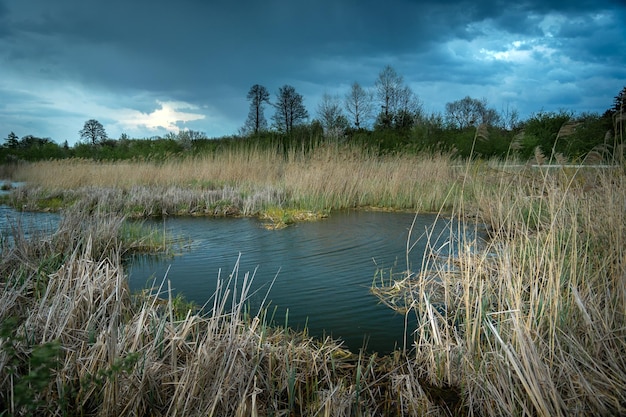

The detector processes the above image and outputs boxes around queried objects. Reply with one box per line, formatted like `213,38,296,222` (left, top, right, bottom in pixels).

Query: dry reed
373,158,626,415
7,145,461,216
2,142,625,415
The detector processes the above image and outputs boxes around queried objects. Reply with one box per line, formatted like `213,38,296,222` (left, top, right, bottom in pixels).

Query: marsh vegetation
3,144,462,220
1,133,625,415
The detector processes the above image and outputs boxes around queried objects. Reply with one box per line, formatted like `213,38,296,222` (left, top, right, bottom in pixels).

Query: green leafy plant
0,317,61,416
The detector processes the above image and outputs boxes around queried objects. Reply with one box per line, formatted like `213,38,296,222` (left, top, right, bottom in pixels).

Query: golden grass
7,144,461,215
2,143,625,415
372,161,626,415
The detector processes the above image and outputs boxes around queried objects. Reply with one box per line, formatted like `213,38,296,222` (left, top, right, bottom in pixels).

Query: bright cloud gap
116,101,206,134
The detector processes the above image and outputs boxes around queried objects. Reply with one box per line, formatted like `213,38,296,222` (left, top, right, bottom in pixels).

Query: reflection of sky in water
128,211,484,354
1,182,60,240
0,205,60,244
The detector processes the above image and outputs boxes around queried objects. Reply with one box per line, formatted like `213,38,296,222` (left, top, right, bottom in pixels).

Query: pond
127,210,477,354
0,196,479,354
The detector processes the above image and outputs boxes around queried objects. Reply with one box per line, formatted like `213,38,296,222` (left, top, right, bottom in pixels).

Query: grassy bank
1,144,625,415
2,144,462,218
373,159,626,415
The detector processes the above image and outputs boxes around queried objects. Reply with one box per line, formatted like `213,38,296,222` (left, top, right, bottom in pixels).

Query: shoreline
1,153,625,415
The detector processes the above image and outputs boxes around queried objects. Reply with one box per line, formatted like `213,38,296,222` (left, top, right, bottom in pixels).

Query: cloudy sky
1,0,624,145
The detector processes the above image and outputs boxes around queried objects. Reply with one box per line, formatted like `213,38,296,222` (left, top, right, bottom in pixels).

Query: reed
6,145,461,217
372,157,626,415
2,142,625,415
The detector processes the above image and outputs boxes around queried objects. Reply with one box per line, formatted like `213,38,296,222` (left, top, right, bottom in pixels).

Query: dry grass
7,144,461,216
2,142,625,415
0,209,466,416
373,160,626,415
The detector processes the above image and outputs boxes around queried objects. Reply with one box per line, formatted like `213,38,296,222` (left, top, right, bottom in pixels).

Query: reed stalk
2,142,625,415
372,154,626,415
5,145,461,217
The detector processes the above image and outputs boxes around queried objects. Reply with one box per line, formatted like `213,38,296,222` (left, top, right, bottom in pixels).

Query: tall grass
373,156,626,415
6,144,461,216
2,141,625,415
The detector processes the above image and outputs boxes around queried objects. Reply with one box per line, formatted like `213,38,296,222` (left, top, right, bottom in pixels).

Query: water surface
0,201,477,354
0,205,60,242
127,211,473,353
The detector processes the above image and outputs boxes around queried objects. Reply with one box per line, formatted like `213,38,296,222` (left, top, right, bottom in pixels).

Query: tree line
242,65,426,135
2,65,625,162
238,66,623,161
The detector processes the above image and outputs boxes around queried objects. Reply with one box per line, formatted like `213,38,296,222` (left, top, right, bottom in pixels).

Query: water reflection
127,211,479,354
0,205,60,244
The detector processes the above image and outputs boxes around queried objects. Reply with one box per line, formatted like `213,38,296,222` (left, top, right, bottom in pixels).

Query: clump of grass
259,207,328,229
372,157,626,415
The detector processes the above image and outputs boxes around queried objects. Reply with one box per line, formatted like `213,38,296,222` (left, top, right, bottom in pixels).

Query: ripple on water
127,211,475,354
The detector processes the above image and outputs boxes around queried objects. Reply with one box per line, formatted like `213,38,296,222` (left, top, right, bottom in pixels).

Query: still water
0,198,476,354
0,205,60,242
127,211,473,354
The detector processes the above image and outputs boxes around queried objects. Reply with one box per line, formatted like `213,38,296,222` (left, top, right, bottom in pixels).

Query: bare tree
344,82,373,129
394,85,423,129
243,84,270,135
445,96,501,129
375,65,404,128
79,119,108,145
500,103,520,131
317,93,349,134
374,65,422,129
272,85,308,133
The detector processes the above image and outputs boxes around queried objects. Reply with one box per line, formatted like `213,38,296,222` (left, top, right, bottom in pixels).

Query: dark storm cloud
0,1,8,36
2,1,482,79
1,0,624,142
4,1,615,83
556,14,626,65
